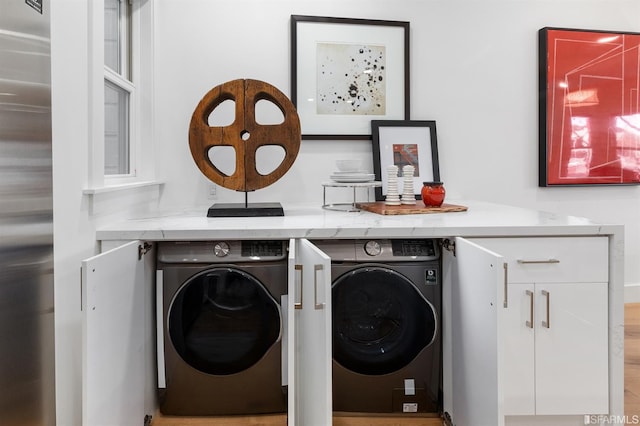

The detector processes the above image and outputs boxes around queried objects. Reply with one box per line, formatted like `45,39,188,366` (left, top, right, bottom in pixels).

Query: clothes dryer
156,240,288,416
313,239,442,415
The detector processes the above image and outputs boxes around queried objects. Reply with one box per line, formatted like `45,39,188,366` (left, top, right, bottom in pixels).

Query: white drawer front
469,237,608,283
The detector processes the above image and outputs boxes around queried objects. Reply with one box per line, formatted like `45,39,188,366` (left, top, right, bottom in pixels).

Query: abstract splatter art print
316,42,386,115
292,15,409,140
539,27,640,186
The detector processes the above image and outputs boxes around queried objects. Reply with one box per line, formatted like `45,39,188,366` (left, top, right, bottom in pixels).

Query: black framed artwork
291,15,410,140
539,27,640,186
371,120,440,201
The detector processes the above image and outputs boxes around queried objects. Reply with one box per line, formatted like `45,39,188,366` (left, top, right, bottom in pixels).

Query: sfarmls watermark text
584,414,640,424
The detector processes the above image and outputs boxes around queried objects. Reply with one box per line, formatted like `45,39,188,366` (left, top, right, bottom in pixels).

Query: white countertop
96,200,622,241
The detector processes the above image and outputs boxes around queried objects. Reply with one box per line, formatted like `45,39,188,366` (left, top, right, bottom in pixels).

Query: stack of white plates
330,171,376,183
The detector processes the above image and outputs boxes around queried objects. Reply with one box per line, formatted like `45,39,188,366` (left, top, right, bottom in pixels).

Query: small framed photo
371,120,440,201
291,15,410,140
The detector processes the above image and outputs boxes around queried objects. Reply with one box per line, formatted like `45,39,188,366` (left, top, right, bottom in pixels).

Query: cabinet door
534,282,609,415
503,284,535,415
443,237,506,426
81,240,150,426
287,239,332,426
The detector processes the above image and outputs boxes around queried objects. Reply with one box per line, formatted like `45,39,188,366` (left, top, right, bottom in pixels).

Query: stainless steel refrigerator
0,1,56,425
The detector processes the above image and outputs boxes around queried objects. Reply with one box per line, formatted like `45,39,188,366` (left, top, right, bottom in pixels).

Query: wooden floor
626,303,640,419
150,413,443,426
152,303,640,426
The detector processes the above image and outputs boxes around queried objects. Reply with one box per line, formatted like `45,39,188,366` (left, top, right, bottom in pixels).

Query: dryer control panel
391,239,438,258
157,240,288,263
313,239,440,262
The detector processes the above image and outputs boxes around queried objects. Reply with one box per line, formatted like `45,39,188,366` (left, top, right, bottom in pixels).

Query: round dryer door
168,267,281,375
332,266,437,375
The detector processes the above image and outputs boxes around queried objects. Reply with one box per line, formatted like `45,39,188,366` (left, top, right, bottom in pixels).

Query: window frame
87,0,151,191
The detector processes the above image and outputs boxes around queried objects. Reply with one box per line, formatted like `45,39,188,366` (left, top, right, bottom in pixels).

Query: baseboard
625,283,640,304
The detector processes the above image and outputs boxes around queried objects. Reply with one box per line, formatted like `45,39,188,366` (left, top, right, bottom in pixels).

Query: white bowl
336,159,363,172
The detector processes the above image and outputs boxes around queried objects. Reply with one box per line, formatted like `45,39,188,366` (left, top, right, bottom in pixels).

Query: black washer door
332,266,437,375
168,267,281,375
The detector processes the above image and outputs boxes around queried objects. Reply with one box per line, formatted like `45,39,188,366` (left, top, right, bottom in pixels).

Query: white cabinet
287,239,332,426
84,233,614,426
81,240,156,426
442,237,507,426
470,237,609,417
502,282,535,414
533,282,608,414
83,238,333,426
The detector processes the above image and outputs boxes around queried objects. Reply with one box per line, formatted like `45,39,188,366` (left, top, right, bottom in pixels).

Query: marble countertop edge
95,200,623,241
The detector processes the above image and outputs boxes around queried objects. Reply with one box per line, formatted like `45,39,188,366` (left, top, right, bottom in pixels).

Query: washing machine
313,239,442,415
156,240,288,416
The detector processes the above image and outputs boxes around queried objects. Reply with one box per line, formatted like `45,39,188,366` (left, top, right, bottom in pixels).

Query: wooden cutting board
355,202,468,215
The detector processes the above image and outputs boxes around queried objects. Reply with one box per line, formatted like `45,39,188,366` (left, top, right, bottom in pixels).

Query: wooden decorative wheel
188,79,301,192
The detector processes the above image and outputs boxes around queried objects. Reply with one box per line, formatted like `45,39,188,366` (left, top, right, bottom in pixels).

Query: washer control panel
240,240,285,258
157,240,287,263
312,239,440,262
391,239,438,258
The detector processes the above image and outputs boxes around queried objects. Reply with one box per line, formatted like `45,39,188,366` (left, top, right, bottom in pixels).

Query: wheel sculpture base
207,202,284,217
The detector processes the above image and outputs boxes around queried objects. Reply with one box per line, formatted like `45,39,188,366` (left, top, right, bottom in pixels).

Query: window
85,0,155,194
104,0,133,177
104,79,130,175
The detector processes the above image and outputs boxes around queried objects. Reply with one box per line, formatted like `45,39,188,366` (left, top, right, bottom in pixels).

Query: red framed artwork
539,27,640,186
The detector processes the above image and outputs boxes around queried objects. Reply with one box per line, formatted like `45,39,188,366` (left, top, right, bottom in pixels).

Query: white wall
50,0,640,424
51,2,159,425
153,0,640,293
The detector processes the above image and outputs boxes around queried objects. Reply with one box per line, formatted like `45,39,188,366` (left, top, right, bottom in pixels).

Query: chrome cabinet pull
517,259,560,264
525,290,534,328
314,264,325,310
503,263,508,308
541,290,550,328
295,264,303,310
